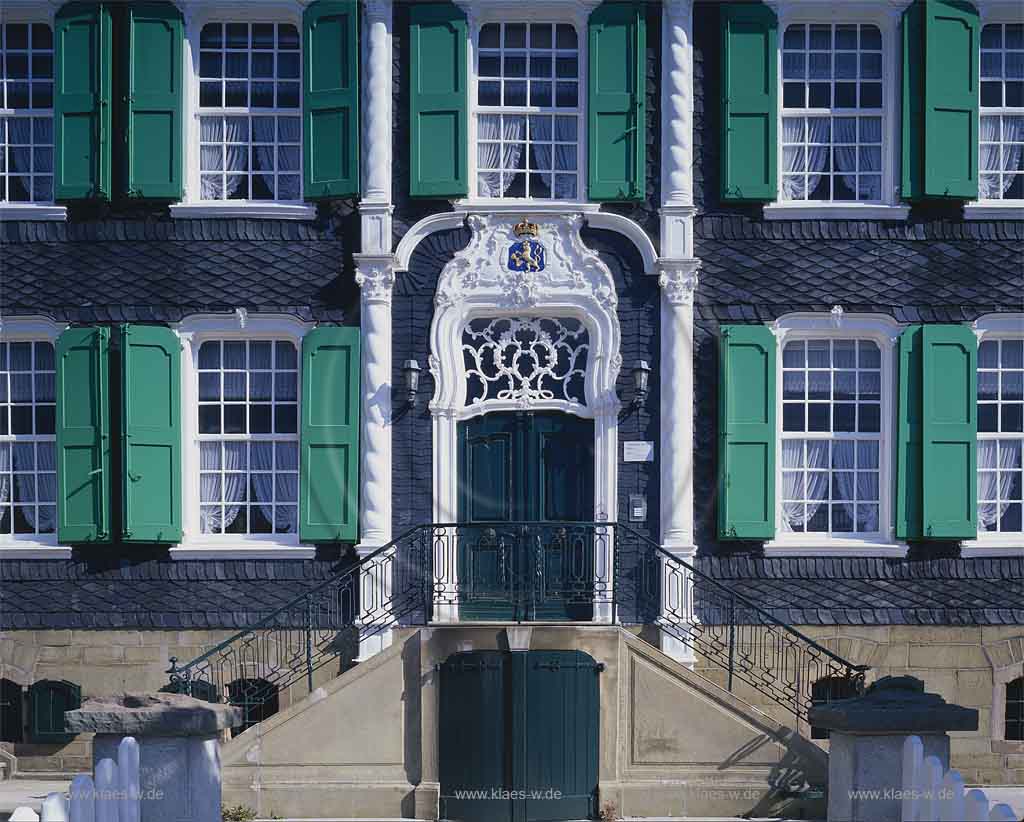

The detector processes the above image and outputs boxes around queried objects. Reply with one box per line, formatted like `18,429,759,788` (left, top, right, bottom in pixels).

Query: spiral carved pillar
660,0,696,258
354,257,394,659
361,0,393,253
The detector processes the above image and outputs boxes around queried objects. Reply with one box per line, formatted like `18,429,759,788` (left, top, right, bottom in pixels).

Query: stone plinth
66,693,243,822
809,676,978,822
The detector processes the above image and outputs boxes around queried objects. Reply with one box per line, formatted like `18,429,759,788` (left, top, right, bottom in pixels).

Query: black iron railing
167,522,867,725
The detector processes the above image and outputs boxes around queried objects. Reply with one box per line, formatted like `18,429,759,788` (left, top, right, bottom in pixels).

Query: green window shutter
124,2,183,199
56,327,111,543
54,2,112,200
303,0,360,198
121,325,182,543
895,325,924,540
921,325,977,538
718,325,776,540
409,2,468,198
300,327,360,542
902,0,980,200
29,680,80,743
720,3,777,201
587,1,646,202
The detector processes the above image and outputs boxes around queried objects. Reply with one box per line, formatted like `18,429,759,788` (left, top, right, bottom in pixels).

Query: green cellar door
439,649,600,822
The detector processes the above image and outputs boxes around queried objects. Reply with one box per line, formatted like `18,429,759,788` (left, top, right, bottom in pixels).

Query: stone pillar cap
65,692,244,736
808,675,978,734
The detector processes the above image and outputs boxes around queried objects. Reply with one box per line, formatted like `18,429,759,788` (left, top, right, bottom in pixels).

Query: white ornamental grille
462,317,589,407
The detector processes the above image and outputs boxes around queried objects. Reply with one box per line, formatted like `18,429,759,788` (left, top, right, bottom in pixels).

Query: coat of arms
507,218,545,273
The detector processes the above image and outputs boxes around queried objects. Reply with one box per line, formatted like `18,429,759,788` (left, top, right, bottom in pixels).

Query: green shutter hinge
726,525,737,537
926,524,933,537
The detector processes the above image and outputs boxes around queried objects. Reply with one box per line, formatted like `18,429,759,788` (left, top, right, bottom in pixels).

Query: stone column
354,256,395,659
65,693,242,822
810,676,978,822
658,261,700,665
360,0,394,254
660,0,696,259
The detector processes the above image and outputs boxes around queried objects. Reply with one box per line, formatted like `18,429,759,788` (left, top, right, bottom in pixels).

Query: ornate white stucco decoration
430,213,622,617
430,213,621,418
463,316,589,408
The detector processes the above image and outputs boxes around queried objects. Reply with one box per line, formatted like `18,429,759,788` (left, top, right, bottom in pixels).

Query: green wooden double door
458,412,595,622
439,650,601,822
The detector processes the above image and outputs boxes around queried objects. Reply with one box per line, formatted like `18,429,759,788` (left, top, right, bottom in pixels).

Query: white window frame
457,0,596,207
765,312,907,557
0,316,68,557
963,313,1024,556
763,1,910,221
171,3,314,221
966,3,1024,220
0,3,65,223
171,313,315,559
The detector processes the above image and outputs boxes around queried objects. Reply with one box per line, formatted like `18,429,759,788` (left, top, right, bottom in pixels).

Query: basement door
438,650,600,822
458,412,595,621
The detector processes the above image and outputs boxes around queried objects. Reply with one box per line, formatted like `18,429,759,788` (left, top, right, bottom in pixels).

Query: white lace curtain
477,116,525,197
781,440,878,532
200,118,248,200
980,116,1024,199
782,118,830,200
529,117,577,198
979,440,1022,529
783,118,882,201
200,442,297,534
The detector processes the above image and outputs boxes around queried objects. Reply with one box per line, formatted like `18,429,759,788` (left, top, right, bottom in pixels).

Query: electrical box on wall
629,494,647,522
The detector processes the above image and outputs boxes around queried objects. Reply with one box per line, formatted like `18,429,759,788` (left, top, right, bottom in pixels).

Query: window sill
963,202,1024,220
169,202,316,221
961,536,1024,557
763,203,911,221
452,199,602,215
763,539,908,558
0,539,71,559
0,204,67,222
169,543,317,559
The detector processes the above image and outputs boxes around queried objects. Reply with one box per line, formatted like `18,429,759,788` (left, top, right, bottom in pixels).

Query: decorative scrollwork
462,316,589,407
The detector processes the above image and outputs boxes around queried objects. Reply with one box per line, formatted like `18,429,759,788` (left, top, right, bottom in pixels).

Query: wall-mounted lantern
402,359,421,407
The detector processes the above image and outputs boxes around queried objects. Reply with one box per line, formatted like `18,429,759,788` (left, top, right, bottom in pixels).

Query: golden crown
513,218,539,238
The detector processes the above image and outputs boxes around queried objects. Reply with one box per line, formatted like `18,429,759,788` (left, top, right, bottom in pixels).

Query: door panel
523,651,600,822
438,650,600,822
458,413,595,621
439,651,513,822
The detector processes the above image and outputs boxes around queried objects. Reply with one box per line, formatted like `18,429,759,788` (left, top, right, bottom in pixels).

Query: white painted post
938,770,965,821
117,736,141,822
94,758,117,822
920,756,944,821
354,255,396,659
902,735,924,822
989,804,1016,821
39,793,68,822
70,774,96,822
964,789,990,821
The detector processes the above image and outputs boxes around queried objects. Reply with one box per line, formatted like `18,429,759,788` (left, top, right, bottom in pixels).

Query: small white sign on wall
623,441,654,463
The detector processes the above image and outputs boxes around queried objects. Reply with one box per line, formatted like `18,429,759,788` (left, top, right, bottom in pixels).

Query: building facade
0,0,1022,817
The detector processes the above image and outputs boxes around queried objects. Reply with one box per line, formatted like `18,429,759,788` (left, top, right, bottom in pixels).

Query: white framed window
173,10,313,221
977,336,1023,534
766,314,904,557
764,8,907,221
781,23,883,203
197,22,301,202
0,21,54,205
173,315,314,559
979,23,1024,201
0,317,65,555
471,20,584,200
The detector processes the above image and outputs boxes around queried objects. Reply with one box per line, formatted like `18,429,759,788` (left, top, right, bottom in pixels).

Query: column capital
657,259,701,306
355,254,396,305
